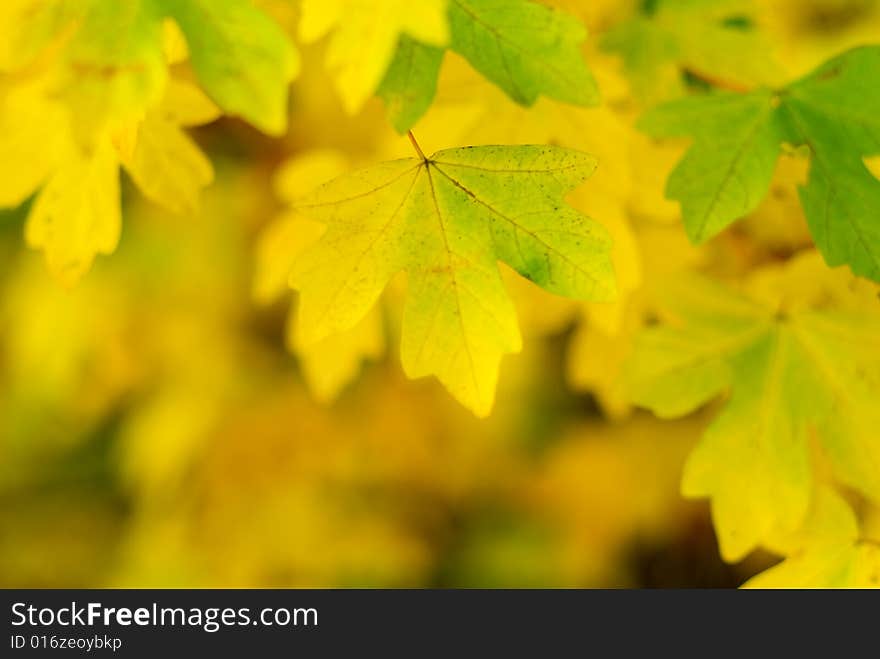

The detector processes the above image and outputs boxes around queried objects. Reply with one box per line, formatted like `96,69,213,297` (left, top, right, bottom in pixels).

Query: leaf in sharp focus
25,138,121,286
160,0,299,135
397,55,643,336
447,0,599,108
299,0,449,115
639,90,785,243
290,145,615,416
377,36,445,134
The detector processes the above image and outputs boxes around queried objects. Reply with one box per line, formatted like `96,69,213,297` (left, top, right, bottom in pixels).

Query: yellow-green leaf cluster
626,257,880,563
0,0,296,283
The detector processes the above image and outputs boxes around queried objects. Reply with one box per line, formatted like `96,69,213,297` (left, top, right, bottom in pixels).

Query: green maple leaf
378,37,445,135
377,0,599,133
289,143,615,416
157,0,299,135
626,273,880,561
640,46,880,282
447,0,598,107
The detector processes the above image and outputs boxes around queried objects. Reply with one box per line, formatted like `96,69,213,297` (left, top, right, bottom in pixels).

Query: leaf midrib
423,163,482,401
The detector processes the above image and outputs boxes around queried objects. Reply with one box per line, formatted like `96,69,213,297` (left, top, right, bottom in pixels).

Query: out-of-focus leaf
119,80,219,214
377,37,444,134
25,138,121,286
603,0,780,103
299,0,448,114
627,262,880,561
160,0,299,135
447,0,599,107
745,488,880,588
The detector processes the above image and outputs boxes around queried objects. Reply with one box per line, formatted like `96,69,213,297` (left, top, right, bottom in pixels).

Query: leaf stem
408,131,428,161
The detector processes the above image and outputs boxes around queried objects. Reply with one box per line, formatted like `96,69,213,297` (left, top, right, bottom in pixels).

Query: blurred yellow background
3,0,880,588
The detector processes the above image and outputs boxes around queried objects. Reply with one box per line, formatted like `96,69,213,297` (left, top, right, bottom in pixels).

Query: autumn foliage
0,0,878,588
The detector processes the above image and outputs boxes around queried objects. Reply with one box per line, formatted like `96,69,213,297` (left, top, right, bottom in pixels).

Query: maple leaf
299,0,450,115
289,142,615,416
383,57,713,419
381,51,637,315
626,265,880,561
375,56,675,417
640,46,880,282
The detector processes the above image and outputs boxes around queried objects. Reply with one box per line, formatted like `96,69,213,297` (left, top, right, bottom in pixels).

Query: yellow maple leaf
119,78,220,215
0,0,81,74
0,78,69,207
384,51,642,332
289,143,613,416
25,137,121,286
